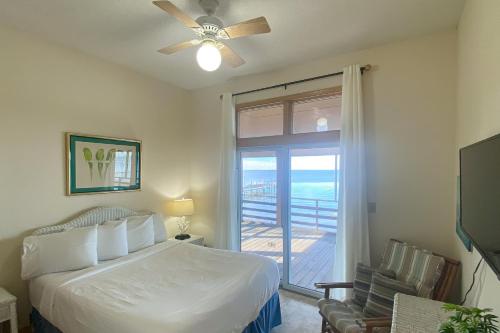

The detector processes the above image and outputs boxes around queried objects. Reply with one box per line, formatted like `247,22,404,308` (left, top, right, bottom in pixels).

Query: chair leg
321,318,327,333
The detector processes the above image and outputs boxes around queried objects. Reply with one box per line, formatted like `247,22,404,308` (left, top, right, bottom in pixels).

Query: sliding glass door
238,145,339,294
237,88,341,296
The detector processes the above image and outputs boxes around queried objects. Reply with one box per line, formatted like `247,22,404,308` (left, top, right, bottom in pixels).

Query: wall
190,31,458,269
0,26,191,326
454,0,500,316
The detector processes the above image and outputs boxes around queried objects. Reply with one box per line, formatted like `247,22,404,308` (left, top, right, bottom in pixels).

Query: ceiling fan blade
153,1,201,29
223,17,271,39
220,43,245,68
158,40,201,55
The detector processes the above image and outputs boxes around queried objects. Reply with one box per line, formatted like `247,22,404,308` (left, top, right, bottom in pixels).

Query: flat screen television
460,133,500,280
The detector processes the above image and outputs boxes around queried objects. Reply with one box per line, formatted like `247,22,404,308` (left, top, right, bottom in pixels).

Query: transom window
236,87,342,148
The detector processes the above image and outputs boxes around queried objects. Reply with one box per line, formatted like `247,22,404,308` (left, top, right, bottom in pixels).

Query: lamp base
175,234,191,240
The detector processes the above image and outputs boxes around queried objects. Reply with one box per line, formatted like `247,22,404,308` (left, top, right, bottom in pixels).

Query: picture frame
66,133,141,195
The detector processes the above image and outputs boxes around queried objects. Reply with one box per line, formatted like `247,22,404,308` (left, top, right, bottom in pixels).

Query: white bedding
30,241,280,333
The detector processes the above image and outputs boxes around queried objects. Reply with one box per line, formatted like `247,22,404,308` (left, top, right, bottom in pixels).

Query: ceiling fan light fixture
196,41,221,72
154,1,271,70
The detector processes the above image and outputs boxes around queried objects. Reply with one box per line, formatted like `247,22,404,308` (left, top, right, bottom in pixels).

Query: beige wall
190,31,458,271
0,26,191,326
454,0,500,316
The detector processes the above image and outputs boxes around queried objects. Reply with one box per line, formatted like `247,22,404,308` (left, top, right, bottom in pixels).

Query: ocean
242,170,338,231
242,169,338,200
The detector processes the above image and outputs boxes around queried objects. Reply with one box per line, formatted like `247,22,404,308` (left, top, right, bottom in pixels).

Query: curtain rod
219,64,371,99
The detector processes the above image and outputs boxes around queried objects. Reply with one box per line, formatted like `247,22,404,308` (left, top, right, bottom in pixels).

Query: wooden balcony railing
241,194,337,232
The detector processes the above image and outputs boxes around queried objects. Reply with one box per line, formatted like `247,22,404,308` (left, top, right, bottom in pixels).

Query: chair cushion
364,273,417,318
379,240,417,279
318,298,365,333
379,240,445,298
352,263,396,307
318,299,390,333
404,248,445,298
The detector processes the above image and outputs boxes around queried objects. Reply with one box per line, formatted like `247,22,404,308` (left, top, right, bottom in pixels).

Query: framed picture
66,133,141,195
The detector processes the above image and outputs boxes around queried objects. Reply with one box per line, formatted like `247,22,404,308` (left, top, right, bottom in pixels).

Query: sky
242,156,338,170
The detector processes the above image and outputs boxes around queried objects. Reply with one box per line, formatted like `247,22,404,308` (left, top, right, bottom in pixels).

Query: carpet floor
272,290,321,333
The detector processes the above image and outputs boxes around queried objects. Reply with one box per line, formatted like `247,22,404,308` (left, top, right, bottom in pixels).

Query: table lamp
166,198,194,240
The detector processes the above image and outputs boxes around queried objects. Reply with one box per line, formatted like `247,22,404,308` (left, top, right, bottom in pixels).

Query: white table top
391,293,450,333
0,288,16,305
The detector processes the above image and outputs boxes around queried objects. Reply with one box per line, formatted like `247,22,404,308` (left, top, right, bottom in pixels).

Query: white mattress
30,241,280,333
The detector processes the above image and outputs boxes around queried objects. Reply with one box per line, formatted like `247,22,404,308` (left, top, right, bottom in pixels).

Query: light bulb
196,42,221,72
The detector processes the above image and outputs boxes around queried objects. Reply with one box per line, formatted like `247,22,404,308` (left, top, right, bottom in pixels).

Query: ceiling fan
153,0,271,72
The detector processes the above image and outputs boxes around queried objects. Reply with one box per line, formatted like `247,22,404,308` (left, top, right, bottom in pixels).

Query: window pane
292,95,341,134
289,146,339,291
238,104,284,138
240,150,283,280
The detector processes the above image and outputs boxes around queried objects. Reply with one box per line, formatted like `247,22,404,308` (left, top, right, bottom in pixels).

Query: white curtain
332,64,371,299
214,93,239,250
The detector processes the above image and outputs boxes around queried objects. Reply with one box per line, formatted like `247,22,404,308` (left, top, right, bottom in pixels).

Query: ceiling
0,0,464,90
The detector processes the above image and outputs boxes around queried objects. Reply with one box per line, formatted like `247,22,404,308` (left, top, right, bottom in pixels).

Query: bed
27,207,281,333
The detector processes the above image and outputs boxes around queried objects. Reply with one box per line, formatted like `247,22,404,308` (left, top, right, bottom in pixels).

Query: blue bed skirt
243,292,282,333
31,292,282,333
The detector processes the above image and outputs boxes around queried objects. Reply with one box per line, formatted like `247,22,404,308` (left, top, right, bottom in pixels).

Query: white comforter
30,241,280,333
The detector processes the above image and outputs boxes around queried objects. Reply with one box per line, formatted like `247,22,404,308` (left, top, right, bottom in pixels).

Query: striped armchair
315,239,460,333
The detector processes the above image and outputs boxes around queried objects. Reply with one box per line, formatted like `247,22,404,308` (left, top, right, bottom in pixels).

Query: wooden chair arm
362,317,392,333
314,282,353,298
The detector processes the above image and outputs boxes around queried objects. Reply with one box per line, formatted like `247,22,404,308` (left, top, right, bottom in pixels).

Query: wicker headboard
32,207,151,235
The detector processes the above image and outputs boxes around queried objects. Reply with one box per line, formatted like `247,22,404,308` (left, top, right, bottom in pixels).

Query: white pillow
151,213,167,243
97,220,128,261
126,215,155,252
136,211,167,243
21,225,98,280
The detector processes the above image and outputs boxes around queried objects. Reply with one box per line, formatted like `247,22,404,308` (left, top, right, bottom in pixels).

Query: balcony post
315,199,319,231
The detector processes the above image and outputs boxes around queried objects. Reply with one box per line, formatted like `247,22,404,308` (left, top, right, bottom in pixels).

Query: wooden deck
241,221,336,291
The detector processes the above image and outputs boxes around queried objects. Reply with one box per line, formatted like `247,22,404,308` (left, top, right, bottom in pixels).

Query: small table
169,234,204,246
0,288,17,333
391,293,450,333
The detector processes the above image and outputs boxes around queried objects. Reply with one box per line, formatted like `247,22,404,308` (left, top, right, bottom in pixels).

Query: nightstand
0,288,17,333
170,234,204,246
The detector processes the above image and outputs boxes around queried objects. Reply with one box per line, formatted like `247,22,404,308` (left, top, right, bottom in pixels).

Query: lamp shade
166,198,194,217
